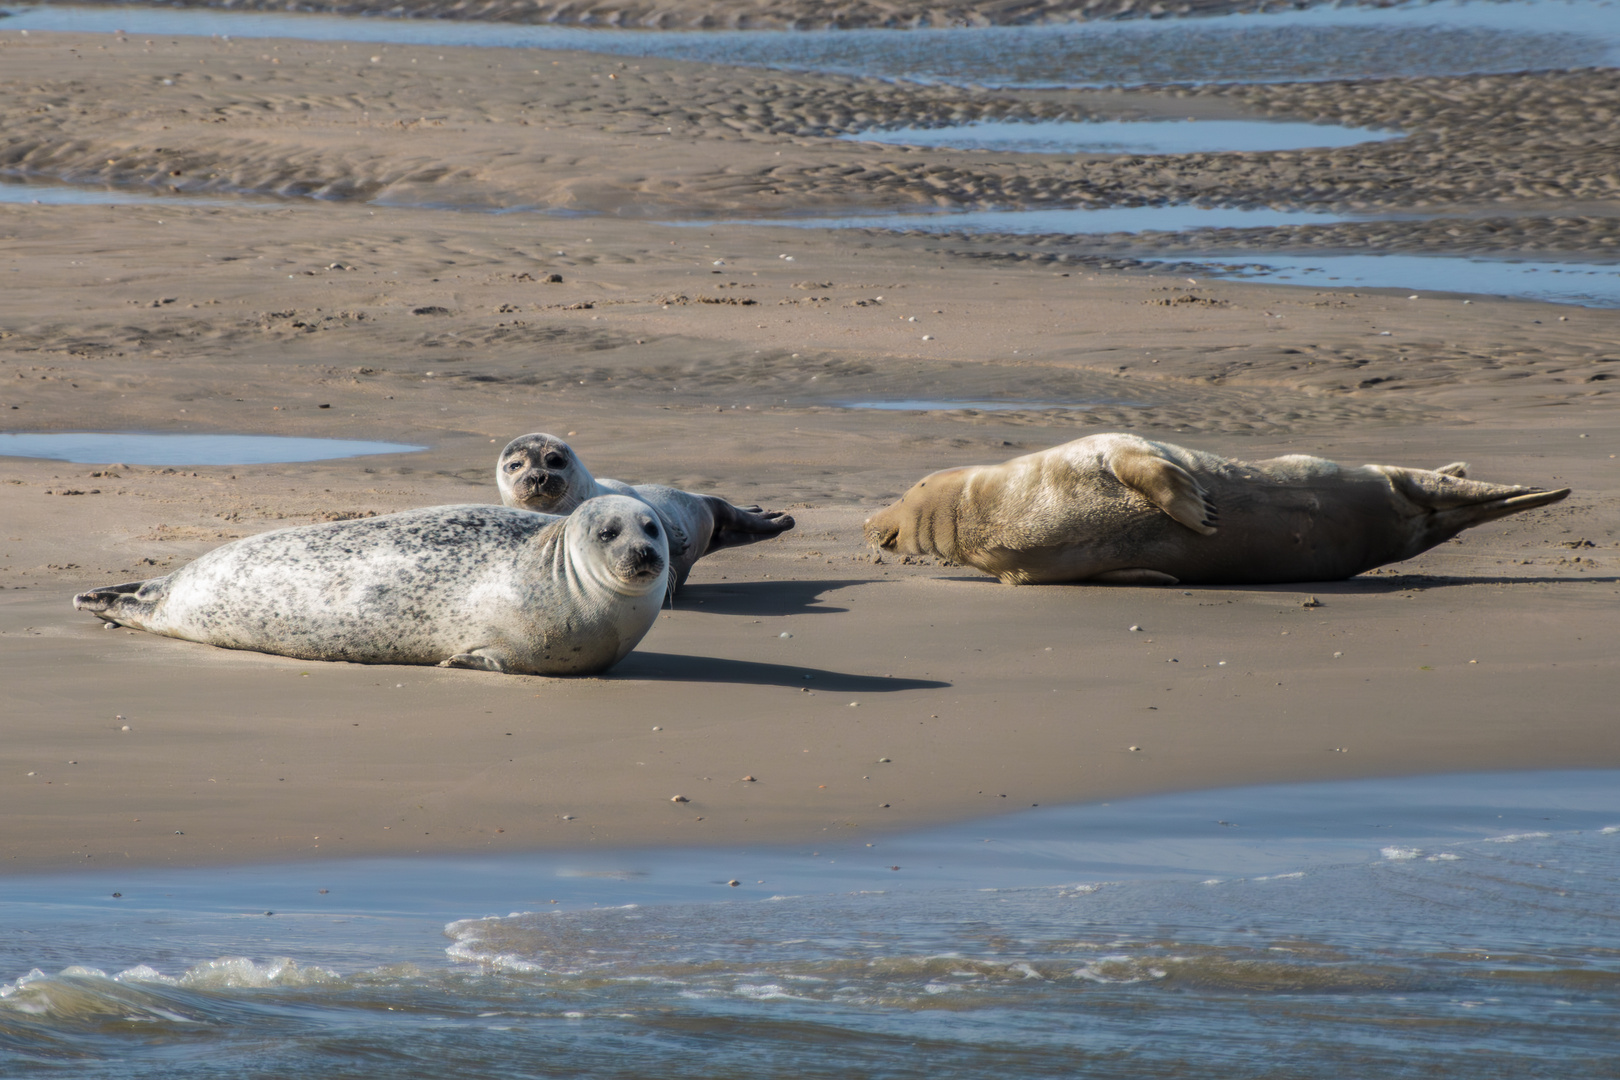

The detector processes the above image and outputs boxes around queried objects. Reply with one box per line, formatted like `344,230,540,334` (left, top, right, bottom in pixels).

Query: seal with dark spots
496,432,794,589
73,496,668,675
865,432,1571,585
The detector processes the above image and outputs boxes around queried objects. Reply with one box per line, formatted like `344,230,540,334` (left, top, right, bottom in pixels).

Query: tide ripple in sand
3,40,1617,253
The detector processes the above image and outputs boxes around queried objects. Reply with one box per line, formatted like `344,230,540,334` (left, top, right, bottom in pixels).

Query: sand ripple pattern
4,39,1620,230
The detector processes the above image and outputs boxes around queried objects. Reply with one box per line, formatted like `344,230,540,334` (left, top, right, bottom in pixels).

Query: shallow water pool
844,118,1404,155
1149,253,1620,307
844,399,1122,411
2,770,1615,1078
0,177,250,208
687,204,1372,233
0,432,427,466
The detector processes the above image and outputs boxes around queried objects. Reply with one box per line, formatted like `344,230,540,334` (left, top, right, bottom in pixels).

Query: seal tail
73,577,169,629
702,497,796,554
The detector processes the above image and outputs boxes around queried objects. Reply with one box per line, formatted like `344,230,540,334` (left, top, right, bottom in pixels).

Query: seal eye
643,522,659,538
597,527,620,542
505,460,523,471
544,452,568,468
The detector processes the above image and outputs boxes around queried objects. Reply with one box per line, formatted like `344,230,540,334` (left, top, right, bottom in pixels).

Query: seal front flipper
440,651,510,674
1105,445,1218,536
658,514,692,563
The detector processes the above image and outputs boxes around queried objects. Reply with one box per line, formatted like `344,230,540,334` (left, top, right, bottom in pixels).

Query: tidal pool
0,176,249,208
688,204,1371,234
844,118,1404,155
1148,253,1620,307
844,399,1124,411
0,432,427,466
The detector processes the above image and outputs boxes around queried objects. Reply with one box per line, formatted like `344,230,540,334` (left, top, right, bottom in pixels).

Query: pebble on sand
671,795,689,803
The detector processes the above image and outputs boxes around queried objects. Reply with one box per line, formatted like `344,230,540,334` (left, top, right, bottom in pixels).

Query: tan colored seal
864,433,1570,585
73,496,668,675
497,432,794,588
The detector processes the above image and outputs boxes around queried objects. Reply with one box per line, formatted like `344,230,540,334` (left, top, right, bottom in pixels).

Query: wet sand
1,29,1616,872
27,0,1363,31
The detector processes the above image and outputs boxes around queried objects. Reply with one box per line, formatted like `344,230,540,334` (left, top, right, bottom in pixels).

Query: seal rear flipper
1106,446,1218,536
1384,466,1570,514
73,577,168,628
702,497,796,553
1425,487,1571,536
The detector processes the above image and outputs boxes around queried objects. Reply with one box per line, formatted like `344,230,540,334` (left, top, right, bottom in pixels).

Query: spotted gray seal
864,432,1571,585
496,432,794,588
72,496,668,675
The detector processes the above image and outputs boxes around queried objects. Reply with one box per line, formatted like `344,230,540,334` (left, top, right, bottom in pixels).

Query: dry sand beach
1,23,1617,876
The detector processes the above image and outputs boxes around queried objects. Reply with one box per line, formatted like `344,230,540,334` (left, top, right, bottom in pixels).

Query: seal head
499,432,593,513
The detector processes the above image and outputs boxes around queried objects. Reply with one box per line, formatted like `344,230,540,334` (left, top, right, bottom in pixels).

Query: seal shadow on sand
613,652,948,692
923,574,1619,590
1221,574,1620,593
673,578,876,617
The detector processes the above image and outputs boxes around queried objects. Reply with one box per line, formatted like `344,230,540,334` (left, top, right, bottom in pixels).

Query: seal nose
630,543,663,576
864,519,900,550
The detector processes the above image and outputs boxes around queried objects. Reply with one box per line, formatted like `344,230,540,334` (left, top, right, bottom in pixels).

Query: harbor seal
864,433,1571,585
72,496,668,675
496,432,795,588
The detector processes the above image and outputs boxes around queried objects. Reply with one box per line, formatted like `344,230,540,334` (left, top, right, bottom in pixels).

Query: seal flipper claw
1107,446,1218,536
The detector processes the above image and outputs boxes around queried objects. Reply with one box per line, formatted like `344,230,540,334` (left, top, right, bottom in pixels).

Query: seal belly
1140,472,1405,583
